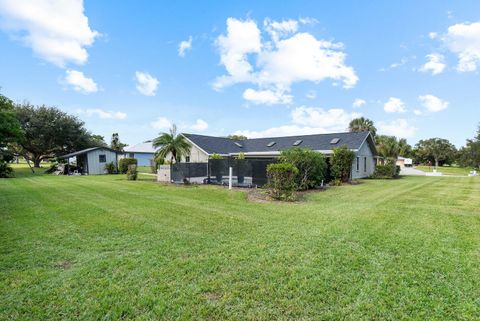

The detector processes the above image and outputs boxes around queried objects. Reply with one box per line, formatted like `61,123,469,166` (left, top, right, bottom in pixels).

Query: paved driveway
400,167,426,176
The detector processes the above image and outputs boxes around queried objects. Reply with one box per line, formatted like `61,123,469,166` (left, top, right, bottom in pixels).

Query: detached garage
59,147,119,175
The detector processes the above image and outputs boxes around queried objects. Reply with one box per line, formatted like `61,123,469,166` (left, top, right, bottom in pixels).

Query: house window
185,156,190,163
99,154,106,163
356,157,359,171
364,157,367,172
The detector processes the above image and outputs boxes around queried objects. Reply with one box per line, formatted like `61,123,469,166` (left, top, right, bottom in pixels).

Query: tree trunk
24,154,35,173
434,158,439,169
33,156,42,168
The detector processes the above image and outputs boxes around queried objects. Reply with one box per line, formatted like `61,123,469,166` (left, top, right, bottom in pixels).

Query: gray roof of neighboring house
183,131,376,155
124,142,159,154
59,147,119,159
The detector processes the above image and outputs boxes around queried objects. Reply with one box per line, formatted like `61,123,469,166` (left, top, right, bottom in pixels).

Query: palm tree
348,117,377,137
376,135,400,164
152,124,191,164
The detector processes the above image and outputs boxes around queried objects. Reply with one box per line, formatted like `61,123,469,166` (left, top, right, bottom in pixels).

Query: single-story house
59,147,119,175
177,131,377,179
123,141,159,166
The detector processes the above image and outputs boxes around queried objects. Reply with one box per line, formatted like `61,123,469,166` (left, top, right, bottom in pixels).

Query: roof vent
330,138,340,144
234,142,243,148
293,139,303,146
267,141,276,147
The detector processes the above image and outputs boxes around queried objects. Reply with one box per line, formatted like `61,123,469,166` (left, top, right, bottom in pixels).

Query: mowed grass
1,168,479,320
416,165,474,176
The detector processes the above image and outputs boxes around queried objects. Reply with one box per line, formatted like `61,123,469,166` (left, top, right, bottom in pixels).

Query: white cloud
384,97,406,113
420,53,446,75
178,36,192,57
418,94,449,112
150,117,172,130
264,18,298,42
443,21,480,72
63,69,98,94
190,119,208,131
76,108,126,120
429,32,438,39
352,98,366,108
214,17,358,104
234,106,359,138
243,88,292,105
213,18,261,90
378,119,417,138
413,109,423,116
135,71,159,96
0,0,99,67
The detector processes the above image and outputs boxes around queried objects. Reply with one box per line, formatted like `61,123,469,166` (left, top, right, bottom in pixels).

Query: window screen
356,157,359,171
364,157,367,172
99,154,106,163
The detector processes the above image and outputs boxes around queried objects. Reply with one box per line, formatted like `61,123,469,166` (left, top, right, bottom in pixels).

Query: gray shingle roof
184,132,375,155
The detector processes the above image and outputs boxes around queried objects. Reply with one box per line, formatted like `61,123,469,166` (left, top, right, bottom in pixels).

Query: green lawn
1,167,479,320
416,165,474,176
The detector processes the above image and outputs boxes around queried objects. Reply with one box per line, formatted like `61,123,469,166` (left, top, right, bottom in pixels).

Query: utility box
157,165,171,182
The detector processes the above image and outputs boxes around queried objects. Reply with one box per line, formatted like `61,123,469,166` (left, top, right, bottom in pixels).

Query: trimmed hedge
266,163,298,201
126,164,137,180
119,158,137,174
372,164,400,179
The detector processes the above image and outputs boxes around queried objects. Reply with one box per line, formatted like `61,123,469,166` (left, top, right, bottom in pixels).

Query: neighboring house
59,147,119,175
179,131,377,179
123,141,159,166
396,156,413,168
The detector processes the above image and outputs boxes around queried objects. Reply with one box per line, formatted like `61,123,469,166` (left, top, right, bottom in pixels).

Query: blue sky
0,1,479,147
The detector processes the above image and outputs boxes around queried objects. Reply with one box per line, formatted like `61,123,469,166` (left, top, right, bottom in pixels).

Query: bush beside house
331,145,355,183
119,158,137,174
266,163,298,201
372,163,400,179
105,162,116,174
279,148,327,190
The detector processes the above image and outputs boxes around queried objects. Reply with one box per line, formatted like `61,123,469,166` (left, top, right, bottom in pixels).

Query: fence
170,158,277,187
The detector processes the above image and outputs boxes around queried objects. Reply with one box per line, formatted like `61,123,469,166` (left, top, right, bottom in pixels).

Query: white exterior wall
351,141,376,179
164,143,209,163
87,149,118,175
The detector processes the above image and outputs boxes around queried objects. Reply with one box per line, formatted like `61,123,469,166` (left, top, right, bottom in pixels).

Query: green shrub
279,148,327,190
371,163,399,179
330,178,342,186
119,158,137,174
266,163,298,201
126,164,137,180
331,145,355,182
0,160,14,178
105,162,116,174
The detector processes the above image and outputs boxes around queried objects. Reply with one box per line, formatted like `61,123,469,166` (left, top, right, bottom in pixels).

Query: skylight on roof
330,138,340,144
293,140,303,146
234,142,243,148
267,141,276,147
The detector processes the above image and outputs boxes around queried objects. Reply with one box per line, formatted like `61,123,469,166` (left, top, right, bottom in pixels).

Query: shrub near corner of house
372,163,400,179
119,158,137,174
266,163,299,201
331,145,355,183
279,148,327,190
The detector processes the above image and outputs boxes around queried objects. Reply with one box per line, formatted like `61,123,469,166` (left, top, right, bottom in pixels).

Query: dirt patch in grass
53,260,73,270
246,187,326,203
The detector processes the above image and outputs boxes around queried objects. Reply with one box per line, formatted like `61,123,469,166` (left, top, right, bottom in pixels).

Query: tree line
0,92,128,176
348,117,479,169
